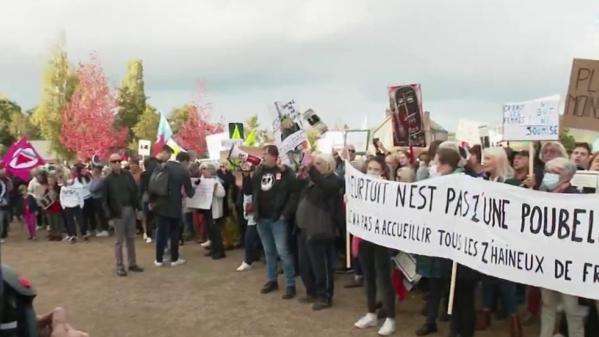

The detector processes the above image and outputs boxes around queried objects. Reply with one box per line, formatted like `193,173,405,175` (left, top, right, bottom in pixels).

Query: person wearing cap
252,144,299,299
151,147,194,267
103,153,144,277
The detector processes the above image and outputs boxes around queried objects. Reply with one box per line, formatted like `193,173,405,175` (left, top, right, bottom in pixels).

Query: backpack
148,165,169,197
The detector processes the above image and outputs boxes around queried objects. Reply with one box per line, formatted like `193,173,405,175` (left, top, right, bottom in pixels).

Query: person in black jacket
296,153,342,310
151,147,194,267
103,153,144,277
252,145,299,299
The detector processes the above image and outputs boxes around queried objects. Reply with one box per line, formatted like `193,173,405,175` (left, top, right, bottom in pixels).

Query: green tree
9,106,41,140
31,42,77,158
116,59,146,145
559,128,576,153
168,104,194,134
131,105,161,150
0,99,21,146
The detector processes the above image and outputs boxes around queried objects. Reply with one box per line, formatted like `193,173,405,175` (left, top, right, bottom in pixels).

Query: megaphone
228,145,262,167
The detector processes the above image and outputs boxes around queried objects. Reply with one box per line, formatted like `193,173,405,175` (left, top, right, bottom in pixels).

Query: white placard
456,119,485,146
187,178,216,210
206,133,229,161
346,162,599,300
278,129,307,155
138,139,151,156
571,171,599,190
502,95,560,141
345,130,370,154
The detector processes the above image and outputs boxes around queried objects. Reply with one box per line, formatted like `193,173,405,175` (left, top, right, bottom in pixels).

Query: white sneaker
143,233,148,240
354,313,377,329
154,260,164,267
145,237,152,244
236,261,252,272
378,318,396,336
171,258,186,267
200,240,211,248
36,226,43,231
96,230,109,237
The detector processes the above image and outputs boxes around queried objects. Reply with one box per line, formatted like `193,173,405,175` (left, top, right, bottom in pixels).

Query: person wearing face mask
354,157,397,336
295,153,342,311
536,158,586,337
475,147,522,337
417,140,443,181
522,141,567,189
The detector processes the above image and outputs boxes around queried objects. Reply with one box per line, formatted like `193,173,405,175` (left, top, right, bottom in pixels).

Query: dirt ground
2,221,539,337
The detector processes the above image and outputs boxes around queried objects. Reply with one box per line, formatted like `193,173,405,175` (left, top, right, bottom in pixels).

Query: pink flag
1,138,46,181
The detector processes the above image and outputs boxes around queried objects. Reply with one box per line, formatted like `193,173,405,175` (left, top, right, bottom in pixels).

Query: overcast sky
1,0,598,131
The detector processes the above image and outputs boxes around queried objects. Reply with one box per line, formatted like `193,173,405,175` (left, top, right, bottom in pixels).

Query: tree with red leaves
60,56,127,160
174,104,222,156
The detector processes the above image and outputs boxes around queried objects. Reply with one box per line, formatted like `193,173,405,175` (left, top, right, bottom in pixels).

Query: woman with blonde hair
476,147,521,337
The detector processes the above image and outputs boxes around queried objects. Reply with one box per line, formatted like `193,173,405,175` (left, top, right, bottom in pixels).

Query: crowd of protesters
1,138,599,337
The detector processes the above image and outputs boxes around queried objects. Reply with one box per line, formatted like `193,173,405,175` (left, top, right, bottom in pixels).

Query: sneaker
354,313,378,329
154,260,164,267
378,318,396,336
128,265,144,273
312,299,332,311
200,240,211,248
116,268,127,277
236,261,252,272
260,281,278,294
282,286,296,300
171,258,187,267
67,236,77,244
96,230,109,237
145,237,152,244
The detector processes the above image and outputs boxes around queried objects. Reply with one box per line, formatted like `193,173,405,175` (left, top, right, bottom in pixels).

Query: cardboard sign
187,178,216,210
388,84,426,147
138,139,151,157
563,59,599,131
502,95,560,141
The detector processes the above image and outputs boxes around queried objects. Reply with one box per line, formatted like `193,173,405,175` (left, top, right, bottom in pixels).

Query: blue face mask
541,173,560,191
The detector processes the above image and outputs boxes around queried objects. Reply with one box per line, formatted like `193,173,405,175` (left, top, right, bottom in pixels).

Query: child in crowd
21,185,38,240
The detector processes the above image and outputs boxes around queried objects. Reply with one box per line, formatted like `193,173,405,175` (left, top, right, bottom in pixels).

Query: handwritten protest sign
502,95,560,141
563,59,599,131
345,162,599,299
187,178,216,210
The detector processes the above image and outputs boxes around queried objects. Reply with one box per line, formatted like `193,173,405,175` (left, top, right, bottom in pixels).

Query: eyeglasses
110,160,122,164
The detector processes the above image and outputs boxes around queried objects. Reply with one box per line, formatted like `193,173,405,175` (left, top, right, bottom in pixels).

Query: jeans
156,215,182,263
540,288,585,337
183,212,194,239
359,240,395,318
256,218,296,288
298,233,337,302
113,206,137,268
482,276,518,315
63,206,86,237
82,198,97,232
244,225,261,264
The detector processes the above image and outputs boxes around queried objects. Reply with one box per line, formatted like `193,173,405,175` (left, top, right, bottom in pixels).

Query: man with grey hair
538,157,585,337
540,157,578,193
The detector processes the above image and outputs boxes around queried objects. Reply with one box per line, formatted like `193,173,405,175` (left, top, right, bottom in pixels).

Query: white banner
345,162,599,299
502,95,560,141
187,178,216,210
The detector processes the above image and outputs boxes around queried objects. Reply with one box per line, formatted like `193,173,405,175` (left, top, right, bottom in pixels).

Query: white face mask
366,170,382,178
429,164,439,177
541,173,561,191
